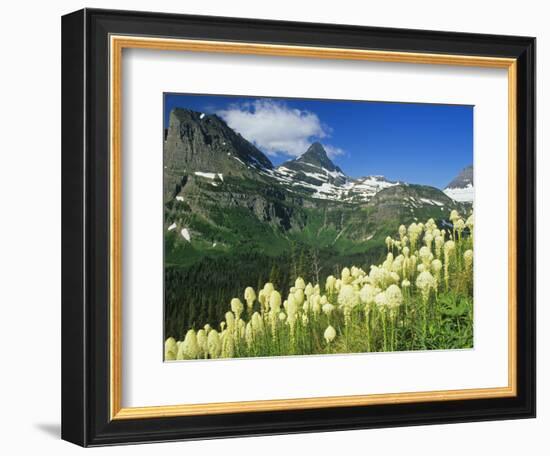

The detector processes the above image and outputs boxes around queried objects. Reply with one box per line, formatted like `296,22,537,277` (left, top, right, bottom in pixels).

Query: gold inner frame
109,35,518,420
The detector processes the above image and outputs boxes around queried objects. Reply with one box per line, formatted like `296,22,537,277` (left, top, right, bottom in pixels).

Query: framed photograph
61,8,535,447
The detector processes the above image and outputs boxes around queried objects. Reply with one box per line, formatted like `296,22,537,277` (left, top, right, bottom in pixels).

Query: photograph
163,94,475,360
56,5,536,447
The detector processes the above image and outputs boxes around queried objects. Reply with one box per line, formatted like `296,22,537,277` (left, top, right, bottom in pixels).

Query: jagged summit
299,142,342,172
446,165,473,189
280,142,343,175
275,142,347,189
444,165,474,203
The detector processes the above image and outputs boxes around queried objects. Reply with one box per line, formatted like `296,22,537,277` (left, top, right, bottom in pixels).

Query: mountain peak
444,165,473,203
293,142,341,173
304,141,328,158
445,165,473,189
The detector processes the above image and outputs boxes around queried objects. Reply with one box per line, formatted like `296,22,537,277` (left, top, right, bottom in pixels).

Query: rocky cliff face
164,108,272,200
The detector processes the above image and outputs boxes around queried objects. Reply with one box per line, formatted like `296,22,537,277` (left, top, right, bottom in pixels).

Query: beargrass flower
390,272,400,284
416,271,436,303
230,298,244,319
295,277,306,290
464,249,473,270
322,303,335,316
251,312,264,333
391,255,404,273
431,259,442,288
221,330,234,358
424,232,433,250
454,218,465,236
269,290,282,313
338,284,360,309
374,291,388,309
444,240,456,259
164,337,177,360
385,284,403,310
237,319,246,339
258,289,267,311
466,214,474,230
444,240,456,288
196,329,208,357
182,329,199,359
325,275,336,294
360,284,381,306
431,259,442,273
244,286,256,311
207,330,221,358
245,322,253,347
311,295,321,315
341,267,351,284
304,283,314,298
369,265,389,288
294,288,305,308
419,246,432,267
450,210,460,223
287,294,298,318
408,223,422,249
383,252,394,272
434,235,443,259
225,311,235,328
324,325,336,343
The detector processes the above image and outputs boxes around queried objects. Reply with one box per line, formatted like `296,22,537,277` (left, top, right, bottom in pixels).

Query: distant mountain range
163,108,472,255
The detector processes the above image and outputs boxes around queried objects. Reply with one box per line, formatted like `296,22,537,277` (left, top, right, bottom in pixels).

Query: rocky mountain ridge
443,165,474,203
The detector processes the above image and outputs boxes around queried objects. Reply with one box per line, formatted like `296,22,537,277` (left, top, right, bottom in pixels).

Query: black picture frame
62,8,536,447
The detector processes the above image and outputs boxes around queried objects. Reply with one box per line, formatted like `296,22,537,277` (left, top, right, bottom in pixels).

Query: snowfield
444,184,474,203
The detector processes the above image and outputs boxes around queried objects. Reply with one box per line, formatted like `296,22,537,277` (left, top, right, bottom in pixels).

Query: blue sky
164,93,473,189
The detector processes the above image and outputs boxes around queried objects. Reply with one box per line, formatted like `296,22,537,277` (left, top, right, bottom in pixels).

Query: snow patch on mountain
444,166,474,203
444,184,474,203
181,228,191,241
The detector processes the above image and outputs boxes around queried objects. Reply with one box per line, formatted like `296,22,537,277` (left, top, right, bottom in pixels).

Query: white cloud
323,144,346,159
218,100,342,158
